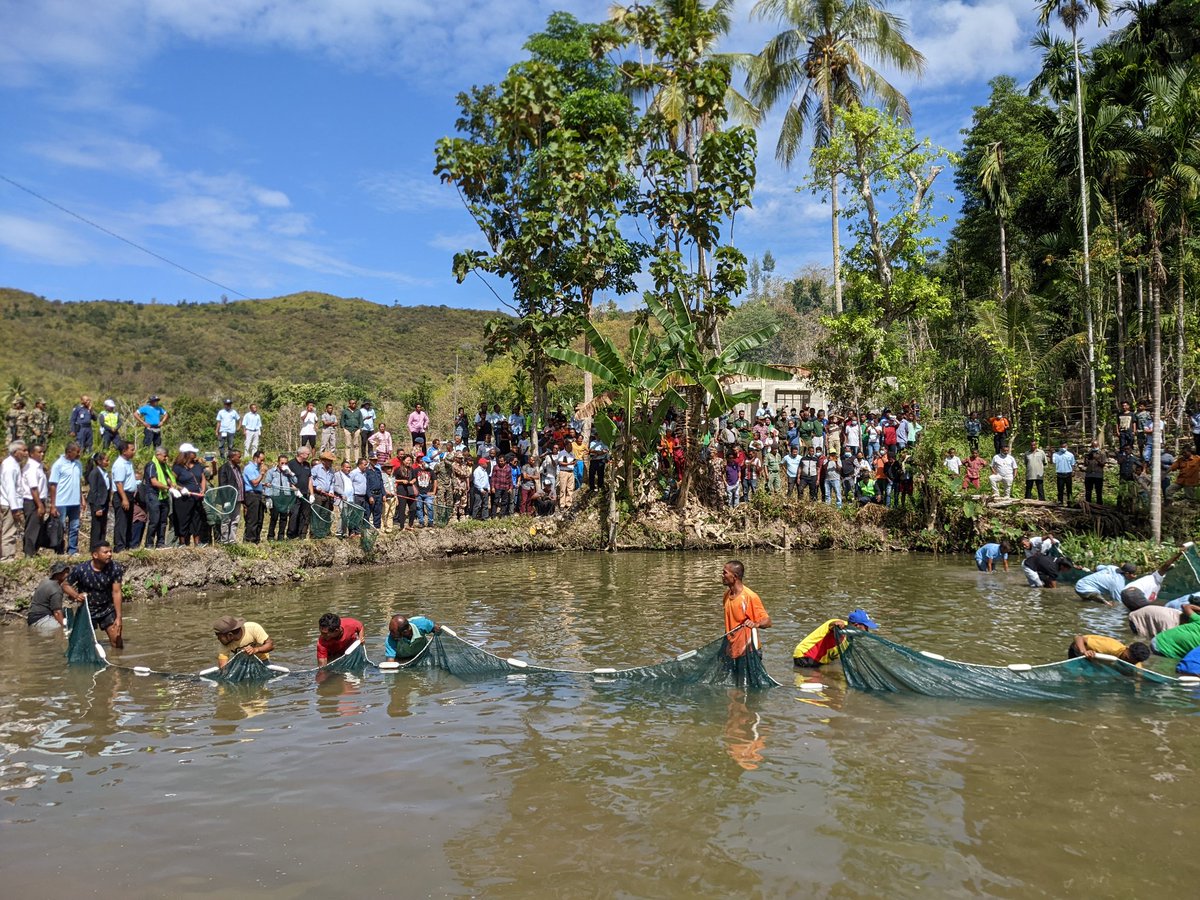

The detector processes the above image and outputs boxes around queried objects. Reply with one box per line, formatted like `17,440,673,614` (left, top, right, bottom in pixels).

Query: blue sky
0,1,1112,309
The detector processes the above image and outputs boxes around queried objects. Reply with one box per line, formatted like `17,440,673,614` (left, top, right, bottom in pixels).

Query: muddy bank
2,493,1194,614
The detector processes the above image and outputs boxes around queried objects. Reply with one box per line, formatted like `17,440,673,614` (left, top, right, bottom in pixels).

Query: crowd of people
4,390,1200,563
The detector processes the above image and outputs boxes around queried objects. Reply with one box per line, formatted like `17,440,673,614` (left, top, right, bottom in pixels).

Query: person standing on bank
143,446,175,549
241,450,266,543
241,403,262,457
109,441,138,552
721,560,771,661
1024,439,1047,501
48,442,83,555
134,394,170,449
20,443,49,557
69,396,96,453
85,452,111,551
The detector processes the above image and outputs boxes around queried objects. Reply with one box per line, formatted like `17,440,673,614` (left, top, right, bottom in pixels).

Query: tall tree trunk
998,214,1009,301
1072,27,1098,441
831,171,843,314
581,287,594,452
1176,221,1187,454
1114,211,1126,405
1135,265,1147,393
1150,239,1164,544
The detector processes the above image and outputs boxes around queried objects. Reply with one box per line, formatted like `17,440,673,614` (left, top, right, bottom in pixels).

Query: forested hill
0,288,501,404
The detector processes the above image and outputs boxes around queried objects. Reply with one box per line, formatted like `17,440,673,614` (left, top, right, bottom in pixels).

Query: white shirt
0,455,22,508
361,408,376,430
21,458,47,501
243,411,262,432
944,455,961,475
991,453,1018,479
299,410,318,437
1126,571,1163,603
216,408,240,434
471,465,491,491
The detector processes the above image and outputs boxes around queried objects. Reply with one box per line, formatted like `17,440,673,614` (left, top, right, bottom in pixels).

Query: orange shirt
1171,455,1200,487
723,585,768,658
989,416,1010,434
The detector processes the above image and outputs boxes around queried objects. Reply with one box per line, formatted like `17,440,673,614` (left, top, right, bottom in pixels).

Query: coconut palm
745,0,926,315
979,142,1013,301
1036,0,1112,441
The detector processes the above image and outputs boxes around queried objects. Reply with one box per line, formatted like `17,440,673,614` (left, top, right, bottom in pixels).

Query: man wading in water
721,560,771,661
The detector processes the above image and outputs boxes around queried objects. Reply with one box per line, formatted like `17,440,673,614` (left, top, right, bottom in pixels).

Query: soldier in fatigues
28,399,52,446
6,396,29,444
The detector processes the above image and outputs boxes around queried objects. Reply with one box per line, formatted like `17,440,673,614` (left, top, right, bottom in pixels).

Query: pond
1,551,1196,897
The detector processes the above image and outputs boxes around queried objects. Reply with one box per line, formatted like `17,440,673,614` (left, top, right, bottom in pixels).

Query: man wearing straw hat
213,615,274,666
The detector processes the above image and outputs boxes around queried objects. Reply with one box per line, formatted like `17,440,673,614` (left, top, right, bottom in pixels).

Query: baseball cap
179,442,199,454
212,615,245,634
49,562,70,576
847,609,879,629
1119,563,1138,576
223,398,233,404
149,394,160,401
104,399,116,408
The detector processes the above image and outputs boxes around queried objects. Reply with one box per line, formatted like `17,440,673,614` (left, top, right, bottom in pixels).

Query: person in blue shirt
384,614,441,662
134,395,170,449
48,442,84,555
109,441,138,552
241,450,266,543
1052,443,1077,505
975,541,1014,573
1074,562,1137,604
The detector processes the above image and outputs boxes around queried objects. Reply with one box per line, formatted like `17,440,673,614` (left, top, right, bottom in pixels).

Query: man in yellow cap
213,615,274,666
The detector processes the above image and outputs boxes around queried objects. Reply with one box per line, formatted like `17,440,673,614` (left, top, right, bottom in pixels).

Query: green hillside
0,288,499,407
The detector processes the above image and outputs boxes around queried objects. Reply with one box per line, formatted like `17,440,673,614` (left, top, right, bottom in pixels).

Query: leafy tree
435,14,642,453
808,106,952,402
745,0,926,314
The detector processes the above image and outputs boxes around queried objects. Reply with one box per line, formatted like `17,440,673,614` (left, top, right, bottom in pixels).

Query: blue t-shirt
783,454,803,478
49,455,83,506
384,616,436,659
975,543,1006,565
1074,565,1127,602
137,404,166,427
242,461,262,493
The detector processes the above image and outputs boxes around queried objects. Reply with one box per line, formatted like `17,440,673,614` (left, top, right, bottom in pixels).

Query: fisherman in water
316,612,364,664
793,609,879,667
384,614,441,663
721,559,771,661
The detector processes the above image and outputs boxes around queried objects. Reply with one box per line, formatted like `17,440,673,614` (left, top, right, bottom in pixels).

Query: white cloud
0,213,96,264
360,171,462,213
0,0,604,88
428,230,485,252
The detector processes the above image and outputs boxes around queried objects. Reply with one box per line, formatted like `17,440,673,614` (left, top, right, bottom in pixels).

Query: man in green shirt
1151,613,1200,659
340,400,363,464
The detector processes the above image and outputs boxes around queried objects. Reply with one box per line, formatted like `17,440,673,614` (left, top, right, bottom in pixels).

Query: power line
0,172,249,299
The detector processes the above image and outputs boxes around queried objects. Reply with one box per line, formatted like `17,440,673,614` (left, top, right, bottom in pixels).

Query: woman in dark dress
171,445,207,545
85,452,111,551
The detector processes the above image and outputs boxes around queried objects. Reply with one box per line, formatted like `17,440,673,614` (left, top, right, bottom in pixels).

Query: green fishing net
65,602,106,666
399,630,779,688
203,486,240,525
835,629,1193,699
308,501,333,539
1160,543,1200,602
360,522,380,554
434,501,453,526
265,485,298,515
340,501,367,535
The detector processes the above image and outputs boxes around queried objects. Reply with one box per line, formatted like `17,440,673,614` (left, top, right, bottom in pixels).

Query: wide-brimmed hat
212,615,245,634
319,450,336,462
49,562,70,576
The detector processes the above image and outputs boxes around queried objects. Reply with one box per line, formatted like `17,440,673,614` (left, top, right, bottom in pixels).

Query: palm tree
979,141,1013,300
745,0,926,314
1037,0,1112,441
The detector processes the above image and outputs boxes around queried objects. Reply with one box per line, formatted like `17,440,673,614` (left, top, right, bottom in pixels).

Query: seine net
208,652,282,683
1160,543,1200,602
835,628,1191,699
397,629,780,688
203,486,240,525
434,501,454,526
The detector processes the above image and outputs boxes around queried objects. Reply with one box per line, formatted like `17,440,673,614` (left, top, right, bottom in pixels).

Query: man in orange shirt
722,560,771,660
988,412,1010,456
1168,449,1200,500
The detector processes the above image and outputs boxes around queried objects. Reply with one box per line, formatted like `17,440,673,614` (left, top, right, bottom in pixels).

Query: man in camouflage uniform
28,399,52,445
451,451,472,520
6,396,29,444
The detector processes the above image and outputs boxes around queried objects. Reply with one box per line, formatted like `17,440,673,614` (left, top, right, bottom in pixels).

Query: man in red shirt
317,612,364,663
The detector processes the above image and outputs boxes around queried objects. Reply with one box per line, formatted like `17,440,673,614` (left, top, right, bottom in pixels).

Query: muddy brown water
1,551,1197,897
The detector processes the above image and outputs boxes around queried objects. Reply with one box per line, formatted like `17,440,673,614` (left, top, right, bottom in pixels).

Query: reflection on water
1,550,1198,897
